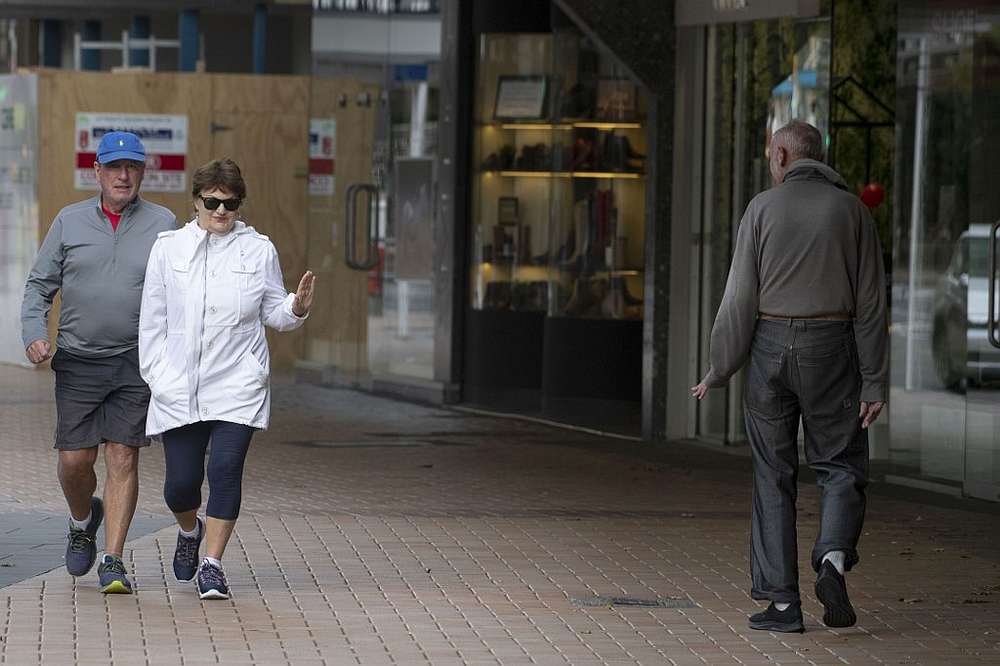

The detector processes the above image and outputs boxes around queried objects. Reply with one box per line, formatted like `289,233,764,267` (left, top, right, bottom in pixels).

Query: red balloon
860,183,885,209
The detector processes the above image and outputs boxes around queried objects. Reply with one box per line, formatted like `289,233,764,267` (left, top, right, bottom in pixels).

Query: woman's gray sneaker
173,517,204,582
65,496,104,577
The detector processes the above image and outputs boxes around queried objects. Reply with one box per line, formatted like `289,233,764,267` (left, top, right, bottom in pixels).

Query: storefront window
890,2,1000,501
697,15,831,443
465,17,647,435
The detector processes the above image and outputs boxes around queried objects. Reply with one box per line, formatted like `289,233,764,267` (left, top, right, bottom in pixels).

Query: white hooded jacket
138,219,306,435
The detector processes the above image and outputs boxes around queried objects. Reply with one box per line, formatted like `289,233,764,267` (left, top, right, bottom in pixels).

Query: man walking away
691,120,888,632
21,131,176,593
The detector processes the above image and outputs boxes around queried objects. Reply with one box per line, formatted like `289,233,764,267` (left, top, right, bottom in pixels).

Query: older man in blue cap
21,131,176,594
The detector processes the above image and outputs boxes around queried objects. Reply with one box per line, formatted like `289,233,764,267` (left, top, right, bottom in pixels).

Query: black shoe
173,517,204,582
65,496,104,577
815,561,857,627
749,601,805,633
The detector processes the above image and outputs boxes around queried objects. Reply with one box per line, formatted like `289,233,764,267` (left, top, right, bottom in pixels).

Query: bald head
769,120,824,185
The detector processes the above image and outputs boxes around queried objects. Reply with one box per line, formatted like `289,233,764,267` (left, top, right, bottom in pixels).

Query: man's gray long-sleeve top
702,159,889,402
21,195,177,358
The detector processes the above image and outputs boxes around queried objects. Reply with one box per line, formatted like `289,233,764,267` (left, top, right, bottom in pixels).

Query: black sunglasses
199,195,241,212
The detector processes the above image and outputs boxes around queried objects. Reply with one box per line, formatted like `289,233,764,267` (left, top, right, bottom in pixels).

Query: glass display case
469,32,648,321
470,33,556,316
464,33,553,411
548,25,647,321
466,22,648,433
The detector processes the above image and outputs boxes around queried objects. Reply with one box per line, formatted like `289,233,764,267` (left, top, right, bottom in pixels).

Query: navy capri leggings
162,421,254,521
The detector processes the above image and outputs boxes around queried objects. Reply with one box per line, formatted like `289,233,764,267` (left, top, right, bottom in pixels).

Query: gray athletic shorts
51,347,152,450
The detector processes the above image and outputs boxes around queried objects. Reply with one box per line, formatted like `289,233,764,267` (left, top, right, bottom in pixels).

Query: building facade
2,0,999,502
304,0,1000,506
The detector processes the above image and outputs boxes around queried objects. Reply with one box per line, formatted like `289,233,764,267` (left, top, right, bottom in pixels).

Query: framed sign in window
493,75,549,121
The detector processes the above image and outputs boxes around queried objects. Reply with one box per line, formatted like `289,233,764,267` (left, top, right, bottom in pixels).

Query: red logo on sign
79,130,89,150
322,136,332,155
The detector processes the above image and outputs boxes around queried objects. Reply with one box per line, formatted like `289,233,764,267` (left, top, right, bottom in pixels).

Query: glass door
367,55,439,380
890,3,1000,502
304,74,380,383
696,16,831,444
305,5,441,385
958,4,1000,502
967,220,1000,502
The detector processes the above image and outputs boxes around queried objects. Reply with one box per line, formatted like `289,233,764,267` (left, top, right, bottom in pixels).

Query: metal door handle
345,183,379,271
989,220,1000,348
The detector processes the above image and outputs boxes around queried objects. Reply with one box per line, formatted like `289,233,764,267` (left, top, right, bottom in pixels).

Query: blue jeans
162,421,254,520
745,319,868,603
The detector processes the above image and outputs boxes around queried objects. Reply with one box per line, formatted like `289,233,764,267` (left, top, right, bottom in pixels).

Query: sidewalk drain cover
571,596,697,609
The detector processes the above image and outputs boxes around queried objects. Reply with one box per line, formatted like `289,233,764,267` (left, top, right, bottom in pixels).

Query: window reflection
890,2,1000,500
697,17,831,443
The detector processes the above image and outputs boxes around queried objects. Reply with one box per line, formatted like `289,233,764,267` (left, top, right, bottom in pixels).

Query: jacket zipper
192,237,208,419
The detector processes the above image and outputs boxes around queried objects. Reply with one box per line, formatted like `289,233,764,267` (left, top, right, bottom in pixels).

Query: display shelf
482,170,644,179
566,120,643,129
566,171,644,179
479,121,644,130
497,122,572,130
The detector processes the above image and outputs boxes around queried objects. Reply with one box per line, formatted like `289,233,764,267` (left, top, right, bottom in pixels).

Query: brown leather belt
759,313,852,322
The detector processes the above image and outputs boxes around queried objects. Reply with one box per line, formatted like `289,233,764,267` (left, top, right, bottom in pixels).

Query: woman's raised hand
292,270,316,317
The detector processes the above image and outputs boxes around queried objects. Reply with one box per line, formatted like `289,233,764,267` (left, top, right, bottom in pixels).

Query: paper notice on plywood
309,118,336,196
75,113,188,192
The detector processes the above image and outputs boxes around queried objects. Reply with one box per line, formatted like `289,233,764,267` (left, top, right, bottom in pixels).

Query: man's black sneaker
97,554,133,594
196,560,229,600
815,560,857,627
173,517,204,582
749,601,805,633
65,496,104,577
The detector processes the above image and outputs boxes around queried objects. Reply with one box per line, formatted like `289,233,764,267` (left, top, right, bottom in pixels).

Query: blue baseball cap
97,131,145,164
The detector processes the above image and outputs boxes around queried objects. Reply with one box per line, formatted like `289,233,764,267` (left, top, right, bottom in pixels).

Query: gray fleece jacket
701,159,888,402
21,195,177,358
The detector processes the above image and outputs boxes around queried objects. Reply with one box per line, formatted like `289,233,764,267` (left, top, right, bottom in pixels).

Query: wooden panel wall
36,69,215,350
306,77,379,375
37,70,214,234
210,74,310,370
34,69,313,370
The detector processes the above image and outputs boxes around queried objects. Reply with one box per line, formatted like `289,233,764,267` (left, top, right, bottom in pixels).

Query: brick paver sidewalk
1,365,998,664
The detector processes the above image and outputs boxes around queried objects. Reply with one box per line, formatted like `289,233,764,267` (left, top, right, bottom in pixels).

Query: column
179,9,199,72
252,3,267,74
81,20,100,70
130,15,150,68
41,19,61,68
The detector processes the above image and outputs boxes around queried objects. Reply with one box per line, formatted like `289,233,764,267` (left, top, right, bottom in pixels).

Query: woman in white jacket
139,158,314,599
